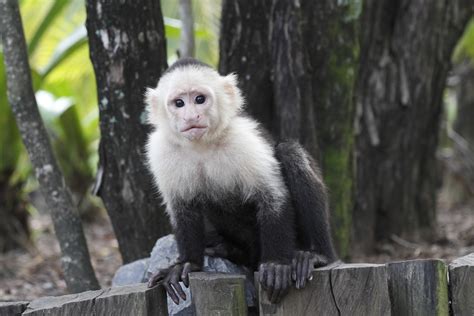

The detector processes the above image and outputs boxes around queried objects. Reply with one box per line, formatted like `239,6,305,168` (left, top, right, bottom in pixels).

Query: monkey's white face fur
146,66,243,143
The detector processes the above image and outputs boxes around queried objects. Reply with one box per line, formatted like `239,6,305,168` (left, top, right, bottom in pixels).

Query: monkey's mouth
180,125,208,140
181,125,208,133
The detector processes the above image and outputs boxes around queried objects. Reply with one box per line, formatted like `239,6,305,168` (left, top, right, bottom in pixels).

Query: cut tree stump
22,284,167,316
387,259,448,316
449,253,474,316
189,272,247,316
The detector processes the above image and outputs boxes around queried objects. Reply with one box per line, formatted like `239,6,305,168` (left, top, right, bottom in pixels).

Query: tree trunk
354,0,474,253
219,0,359,257
86,0,170,263
0,0,99,292
219,0,275,133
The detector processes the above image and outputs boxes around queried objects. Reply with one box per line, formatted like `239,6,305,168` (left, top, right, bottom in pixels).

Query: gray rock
112,234,257,316
112,258,150,286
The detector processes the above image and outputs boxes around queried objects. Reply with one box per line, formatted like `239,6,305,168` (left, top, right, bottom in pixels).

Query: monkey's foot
292,251,329,289
258,262,292,304
147,262,201,304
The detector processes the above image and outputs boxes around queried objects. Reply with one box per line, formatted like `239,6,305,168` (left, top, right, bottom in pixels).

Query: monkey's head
146,58,244,143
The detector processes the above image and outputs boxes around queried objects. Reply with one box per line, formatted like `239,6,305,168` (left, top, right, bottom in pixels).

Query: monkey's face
146,66,243,143
166,86,215,141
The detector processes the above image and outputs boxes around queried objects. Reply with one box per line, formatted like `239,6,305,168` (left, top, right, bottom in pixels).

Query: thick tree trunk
219,0,275,133
0,0,99,292
86,0,170,263
219,0,359,257
354,0,473,253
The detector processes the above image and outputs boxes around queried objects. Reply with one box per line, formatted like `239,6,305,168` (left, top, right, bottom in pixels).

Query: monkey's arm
148,201,204,304
275,141,338,289
257,195,296,304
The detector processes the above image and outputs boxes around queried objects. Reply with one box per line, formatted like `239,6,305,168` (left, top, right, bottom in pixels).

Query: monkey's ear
222,73,244,112
223,73,239,97
145,87,160,124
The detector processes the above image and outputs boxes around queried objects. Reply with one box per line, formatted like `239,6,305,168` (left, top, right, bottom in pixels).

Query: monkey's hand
292,251,329,289
147,262,201,304
258,262,292,304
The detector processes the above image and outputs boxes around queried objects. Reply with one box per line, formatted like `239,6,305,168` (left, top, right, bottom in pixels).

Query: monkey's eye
175,99,185,108
195,95,206,104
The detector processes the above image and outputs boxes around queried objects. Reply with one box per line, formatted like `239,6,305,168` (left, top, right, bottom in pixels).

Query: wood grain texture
0,301,29,316
23,284,167,316
449,253,474,316
189,272,247,316
331,263,390,315
387,259,448,316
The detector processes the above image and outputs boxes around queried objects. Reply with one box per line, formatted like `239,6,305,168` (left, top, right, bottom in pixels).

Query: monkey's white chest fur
146,117,283,206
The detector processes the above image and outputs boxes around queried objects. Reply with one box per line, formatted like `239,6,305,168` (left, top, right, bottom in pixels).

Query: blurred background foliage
0,0,221,221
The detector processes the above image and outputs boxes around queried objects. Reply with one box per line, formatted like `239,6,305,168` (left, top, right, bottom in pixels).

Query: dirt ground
0,191,473,302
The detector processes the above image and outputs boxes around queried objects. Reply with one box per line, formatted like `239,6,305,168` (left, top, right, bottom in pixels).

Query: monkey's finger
259,264,268,288
266,265,275,302
277,265,291,303
291,257,297,282
296,252,303,289
170,272,187,301
181,262,193,288
147,270,167,288
163,281,180,305
270,265,283,304
300,253,310,288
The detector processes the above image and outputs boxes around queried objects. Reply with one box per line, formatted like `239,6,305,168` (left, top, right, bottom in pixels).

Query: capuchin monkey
145,58,337,305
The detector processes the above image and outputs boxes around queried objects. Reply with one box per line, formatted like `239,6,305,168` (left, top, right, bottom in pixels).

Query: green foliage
453,18,474,63
1,0,98,199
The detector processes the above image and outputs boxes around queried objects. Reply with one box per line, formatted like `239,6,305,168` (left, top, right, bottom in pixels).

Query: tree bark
86,0,170,263
219,0,275,133
0,0,99,292
354,0,474,253
219,0,359,257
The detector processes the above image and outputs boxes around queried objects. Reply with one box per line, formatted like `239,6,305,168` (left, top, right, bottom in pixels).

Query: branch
178,0,195,58
0,0,99,292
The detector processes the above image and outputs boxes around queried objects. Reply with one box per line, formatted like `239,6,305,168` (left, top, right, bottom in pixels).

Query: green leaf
40,25,88,79
28,0,69,55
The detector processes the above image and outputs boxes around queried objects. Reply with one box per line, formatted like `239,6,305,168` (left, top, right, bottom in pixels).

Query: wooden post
331,263,390,315
449,253,474,315
22,284,167,316
258,262,390,316
189,272,247,316
387,259,448,316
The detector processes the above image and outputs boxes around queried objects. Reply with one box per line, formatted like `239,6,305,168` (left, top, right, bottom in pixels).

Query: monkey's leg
148,201,205,304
